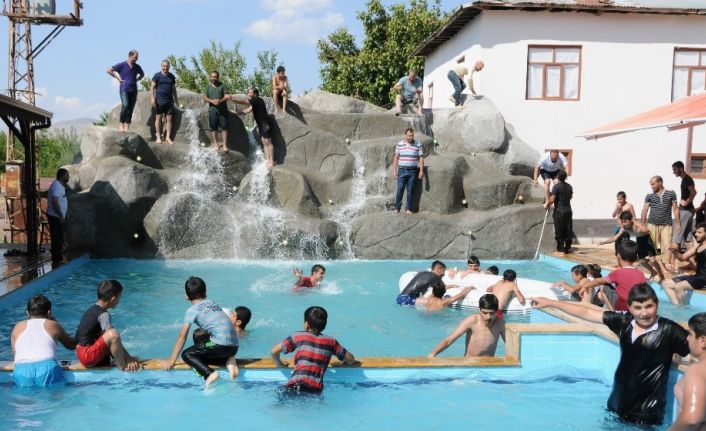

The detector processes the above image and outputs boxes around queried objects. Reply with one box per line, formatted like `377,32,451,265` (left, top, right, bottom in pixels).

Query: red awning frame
577,92,706,140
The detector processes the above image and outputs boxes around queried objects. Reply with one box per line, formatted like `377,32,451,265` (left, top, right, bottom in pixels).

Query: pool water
0,368,670,431
0,258,702,362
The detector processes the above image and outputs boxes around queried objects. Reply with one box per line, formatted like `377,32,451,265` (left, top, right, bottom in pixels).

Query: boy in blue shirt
161,276,238,386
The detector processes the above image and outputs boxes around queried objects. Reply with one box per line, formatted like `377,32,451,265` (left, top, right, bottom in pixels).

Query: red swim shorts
76,336,110,367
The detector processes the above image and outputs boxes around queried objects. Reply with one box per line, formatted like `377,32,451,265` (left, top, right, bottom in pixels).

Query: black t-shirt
680,174,695,211
400,271,445,298
250,96,271,128
75,304,112,346
551,181,573,211
602,311,689,425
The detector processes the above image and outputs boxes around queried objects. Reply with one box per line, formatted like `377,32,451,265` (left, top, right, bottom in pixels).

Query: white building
414,0,706,227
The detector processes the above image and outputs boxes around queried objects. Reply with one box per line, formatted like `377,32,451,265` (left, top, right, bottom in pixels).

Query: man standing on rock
107,50,144,133
203,71,230,153
394,69,423,116
533,150,567,205
546,170,573,253
151,60,179,145
232,87,275,168
393,128,425,214
47,168,69,264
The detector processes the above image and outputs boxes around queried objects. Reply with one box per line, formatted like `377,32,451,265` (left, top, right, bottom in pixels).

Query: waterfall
330,140,388,258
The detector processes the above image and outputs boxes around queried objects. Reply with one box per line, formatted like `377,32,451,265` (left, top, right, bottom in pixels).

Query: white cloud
49,95,110,122
246,0,344,44
34,87,48,105
54,96,81,108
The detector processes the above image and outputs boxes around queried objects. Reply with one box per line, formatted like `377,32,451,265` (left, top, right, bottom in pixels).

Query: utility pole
2,0,82,248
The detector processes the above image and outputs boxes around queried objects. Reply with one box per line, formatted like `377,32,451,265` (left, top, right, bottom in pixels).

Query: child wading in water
271,306,356,393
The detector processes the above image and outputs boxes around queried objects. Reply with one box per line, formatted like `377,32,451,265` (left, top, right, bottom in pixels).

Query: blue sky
0,0,459,122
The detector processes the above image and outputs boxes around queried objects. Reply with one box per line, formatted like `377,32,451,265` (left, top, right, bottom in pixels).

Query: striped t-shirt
396,139,423,169
644,190,676,226
281,331,348,390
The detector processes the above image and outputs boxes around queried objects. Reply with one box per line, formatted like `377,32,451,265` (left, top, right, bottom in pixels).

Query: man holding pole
546,170,573,254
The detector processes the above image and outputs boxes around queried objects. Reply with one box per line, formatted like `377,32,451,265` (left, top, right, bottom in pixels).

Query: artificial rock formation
64,89,547,259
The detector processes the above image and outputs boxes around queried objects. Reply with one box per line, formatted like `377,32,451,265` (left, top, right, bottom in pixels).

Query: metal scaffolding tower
1,0,82,252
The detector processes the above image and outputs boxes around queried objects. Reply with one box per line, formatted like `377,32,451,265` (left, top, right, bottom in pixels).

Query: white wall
422,10,706,219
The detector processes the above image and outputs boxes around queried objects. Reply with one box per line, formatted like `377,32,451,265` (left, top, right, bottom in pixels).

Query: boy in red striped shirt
271,306,356,393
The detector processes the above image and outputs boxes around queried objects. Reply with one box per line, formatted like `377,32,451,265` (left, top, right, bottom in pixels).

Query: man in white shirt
47,168,69,263
533,150,568,205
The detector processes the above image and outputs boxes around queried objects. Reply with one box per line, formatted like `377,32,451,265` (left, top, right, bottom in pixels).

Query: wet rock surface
66,89,547,259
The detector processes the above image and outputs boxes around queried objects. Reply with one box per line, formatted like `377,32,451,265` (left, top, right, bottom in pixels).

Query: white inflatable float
398,271,573,315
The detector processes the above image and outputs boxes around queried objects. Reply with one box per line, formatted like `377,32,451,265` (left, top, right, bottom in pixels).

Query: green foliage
153,40,280,96
0,130,80,177
37,129,81,177
249,50,280,97
317,0,446,107
94,112,109,126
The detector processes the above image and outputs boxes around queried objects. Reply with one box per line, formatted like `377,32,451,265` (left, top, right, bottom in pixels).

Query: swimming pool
0,337,679,431
0,257,698,430
0,256,700,362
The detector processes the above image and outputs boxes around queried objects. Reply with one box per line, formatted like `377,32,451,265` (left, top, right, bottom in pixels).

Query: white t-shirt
47,180,67,218
537,152,567,172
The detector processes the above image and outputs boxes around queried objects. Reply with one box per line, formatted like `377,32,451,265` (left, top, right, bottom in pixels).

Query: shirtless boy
670,312,706,431
553,264,593,303
272,66,289,113
415,285,474,311
486,269,526,313
428,294,505,358
662,222,706,305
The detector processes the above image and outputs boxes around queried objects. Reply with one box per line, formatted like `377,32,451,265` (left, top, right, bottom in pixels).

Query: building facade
415,1,706,222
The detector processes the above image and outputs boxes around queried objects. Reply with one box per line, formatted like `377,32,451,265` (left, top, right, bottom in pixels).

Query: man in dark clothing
546,170,573,253
533,283,689,426
396,260,448,305
232,87,275,168
672,160,697,252
150,60,179,145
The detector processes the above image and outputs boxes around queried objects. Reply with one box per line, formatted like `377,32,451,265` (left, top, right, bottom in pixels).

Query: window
690,154,706,178
673,48,706,101
456,55,465,64
427,82,434,109
544,149,573,176
527,46,581,101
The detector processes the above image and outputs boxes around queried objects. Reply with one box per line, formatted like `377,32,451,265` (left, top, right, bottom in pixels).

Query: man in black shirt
533,283,689,426
397,260,449,305
546,170,573,253
672,160,697,253
232,87,276,169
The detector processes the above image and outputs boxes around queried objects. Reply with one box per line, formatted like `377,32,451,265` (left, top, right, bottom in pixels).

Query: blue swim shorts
396,294,416,306
13,359,65,387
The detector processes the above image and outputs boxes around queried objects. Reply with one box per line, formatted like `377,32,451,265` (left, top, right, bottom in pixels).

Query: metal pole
533,209,550,261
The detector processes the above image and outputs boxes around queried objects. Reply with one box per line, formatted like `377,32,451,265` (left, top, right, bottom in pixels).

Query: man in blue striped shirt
393,128,425,213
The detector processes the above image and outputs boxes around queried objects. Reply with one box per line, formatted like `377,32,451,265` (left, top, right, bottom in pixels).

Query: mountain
48,117,96,136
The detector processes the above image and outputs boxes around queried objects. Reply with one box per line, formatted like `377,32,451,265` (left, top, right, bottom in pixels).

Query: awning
578,92,706,139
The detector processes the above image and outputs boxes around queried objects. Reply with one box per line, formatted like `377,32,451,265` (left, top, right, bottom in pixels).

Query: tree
0,130,79,177
146,40,281,96
317,0,447,107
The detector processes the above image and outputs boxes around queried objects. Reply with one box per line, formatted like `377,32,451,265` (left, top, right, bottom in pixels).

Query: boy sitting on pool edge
161,276,239,386
271,306,356,393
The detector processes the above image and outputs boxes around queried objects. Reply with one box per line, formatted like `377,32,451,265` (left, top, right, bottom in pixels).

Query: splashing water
155,109,239,257
229,129,328,259
330,141,389,258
